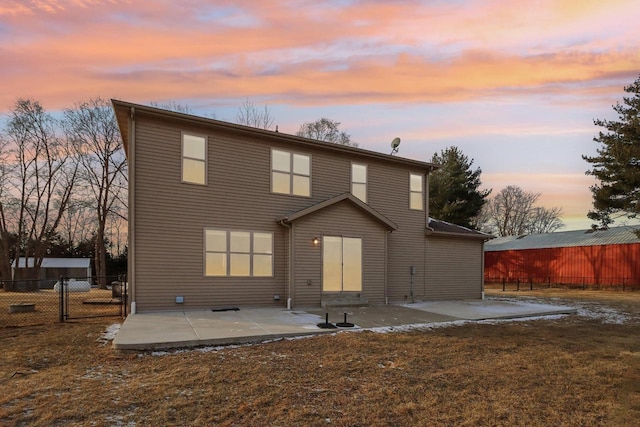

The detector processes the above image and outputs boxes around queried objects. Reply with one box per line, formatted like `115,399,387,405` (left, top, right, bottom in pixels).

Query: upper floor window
271,149,310,197
410,173,423,210
205,229,273,277
351,163,367,203
182,133,206,185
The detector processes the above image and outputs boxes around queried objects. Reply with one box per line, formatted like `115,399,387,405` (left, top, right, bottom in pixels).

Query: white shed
12,258,92,288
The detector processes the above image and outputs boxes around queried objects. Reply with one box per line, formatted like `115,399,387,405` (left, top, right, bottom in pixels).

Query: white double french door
322,236,362,292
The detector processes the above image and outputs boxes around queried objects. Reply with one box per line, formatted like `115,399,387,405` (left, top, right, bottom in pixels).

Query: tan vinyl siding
291,201,387,306
128,108,480,311
367,163,427,302
134,118,291,311
424,236,483,299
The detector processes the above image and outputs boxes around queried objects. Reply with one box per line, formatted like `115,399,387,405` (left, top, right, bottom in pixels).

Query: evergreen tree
429,146,491,229
583,75,640,229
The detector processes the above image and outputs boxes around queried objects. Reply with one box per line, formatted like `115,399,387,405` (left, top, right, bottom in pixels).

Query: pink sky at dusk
1,0,640,230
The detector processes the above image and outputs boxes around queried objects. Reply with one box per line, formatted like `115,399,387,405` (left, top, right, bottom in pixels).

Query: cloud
1,0,639,110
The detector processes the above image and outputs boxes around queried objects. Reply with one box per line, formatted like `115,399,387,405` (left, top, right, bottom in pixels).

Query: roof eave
278,193,398,231
111,99,440,172
425,228,493,240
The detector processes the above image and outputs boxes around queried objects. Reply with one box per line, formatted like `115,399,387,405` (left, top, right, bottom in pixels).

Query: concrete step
321,294,369,309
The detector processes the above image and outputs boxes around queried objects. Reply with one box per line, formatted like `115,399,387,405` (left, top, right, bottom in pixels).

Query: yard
0,288,123,328
1,288,639,426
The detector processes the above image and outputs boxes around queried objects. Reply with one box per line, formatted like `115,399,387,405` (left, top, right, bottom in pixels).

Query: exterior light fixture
312,237,319,246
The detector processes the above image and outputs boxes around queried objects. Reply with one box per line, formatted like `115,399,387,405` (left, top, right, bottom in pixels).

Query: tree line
0,98,127,287
2,72,636,287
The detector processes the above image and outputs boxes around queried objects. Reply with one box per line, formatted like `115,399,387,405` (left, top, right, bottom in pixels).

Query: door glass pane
230,231,250,253
183,134,206,159
292,175,310,196
253,254,273,276
272,171,290,194
293,154,310,175
342,237,362,291
272,149,290,172
206,253,226,276
205,230,226,252
322,236,342,292
230,254,250,276
183,158,206,184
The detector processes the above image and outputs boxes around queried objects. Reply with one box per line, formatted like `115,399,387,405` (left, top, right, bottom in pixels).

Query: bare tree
527,206,564,234
58,196,96,254
479,185,564,236
0,133,15,280
236,98,274,130
63,98,128,288
296,118,357,147
3,99,79,288
149,101,194,115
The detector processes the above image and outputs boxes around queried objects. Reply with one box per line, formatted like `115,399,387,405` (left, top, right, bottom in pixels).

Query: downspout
424,170,429,228
128,107,136,314
424,170,431,300
384,230,389,305
481,239,486,300
278,220,293,309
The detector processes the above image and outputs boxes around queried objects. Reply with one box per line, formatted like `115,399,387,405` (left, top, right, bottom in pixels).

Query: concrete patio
113,299,576,350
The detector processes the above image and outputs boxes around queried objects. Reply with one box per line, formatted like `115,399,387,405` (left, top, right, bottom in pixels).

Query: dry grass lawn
0,289,123,327
1,288,640,426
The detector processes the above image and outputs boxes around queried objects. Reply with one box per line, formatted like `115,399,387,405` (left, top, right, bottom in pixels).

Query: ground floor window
205,229,273,277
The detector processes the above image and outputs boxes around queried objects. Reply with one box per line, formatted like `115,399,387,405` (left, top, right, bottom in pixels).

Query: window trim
409,173,424,211
181,132,207,185
270,148,311,197
204,228,274,277
350,162,367,203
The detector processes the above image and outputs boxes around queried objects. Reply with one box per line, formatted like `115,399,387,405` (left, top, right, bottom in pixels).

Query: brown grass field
1,287,640,426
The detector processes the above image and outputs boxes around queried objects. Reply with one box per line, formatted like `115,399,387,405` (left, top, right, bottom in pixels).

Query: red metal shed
484,227,640,287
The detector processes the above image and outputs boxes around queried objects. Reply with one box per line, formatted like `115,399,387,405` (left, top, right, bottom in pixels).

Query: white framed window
182,133,207,185
351,163,367,203
271,149,310,197
205,229,273,277
410,173,423,210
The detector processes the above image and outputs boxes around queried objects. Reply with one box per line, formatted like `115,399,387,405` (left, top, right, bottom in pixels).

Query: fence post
59,275,64,323
548,277,551,288
502,278,506,292
517,278,520,291
529,278,533,291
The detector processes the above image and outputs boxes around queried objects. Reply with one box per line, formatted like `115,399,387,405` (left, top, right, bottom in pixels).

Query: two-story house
112,100,489,313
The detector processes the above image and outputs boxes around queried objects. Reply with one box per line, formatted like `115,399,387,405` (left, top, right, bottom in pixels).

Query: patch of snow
574,304,631,324
53,279,91,292
487,296,633,325
97,324,121,343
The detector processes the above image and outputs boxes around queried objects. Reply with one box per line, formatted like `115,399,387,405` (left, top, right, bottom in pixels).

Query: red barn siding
485,243,640,286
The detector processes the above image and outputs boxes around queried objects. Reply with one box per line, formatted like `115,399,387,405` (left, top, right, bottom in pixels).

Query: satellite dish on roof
390,137,401,155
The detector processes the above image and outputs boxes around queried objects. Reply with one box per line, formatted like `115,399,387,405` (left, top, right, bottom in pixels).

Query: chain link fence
1,275,127,328
485,275,640,292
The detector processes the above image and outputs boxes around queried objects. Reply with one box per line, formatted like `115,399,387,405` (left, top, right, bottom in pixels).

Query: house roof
484,226,640,251
278,193,398,231
12,258,91,269
426,218,492,240
111,99,440,173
